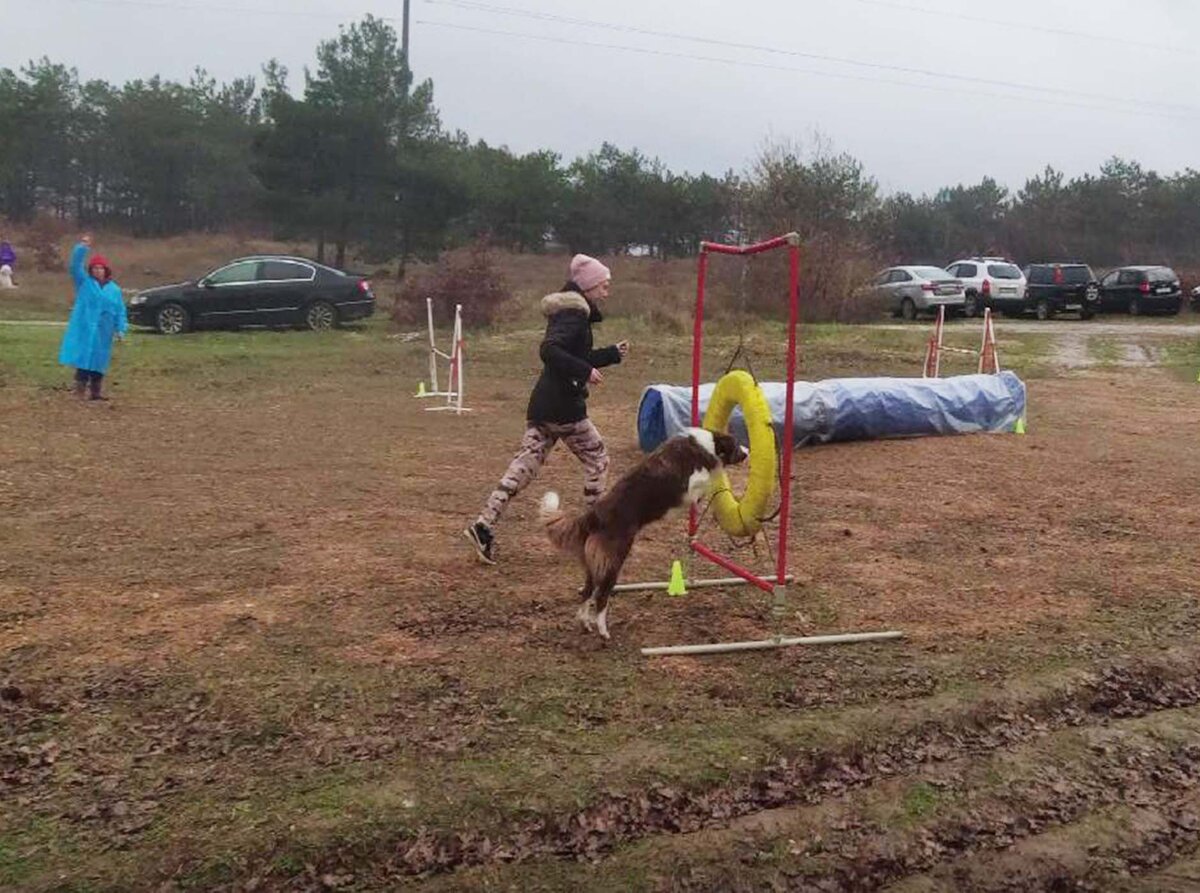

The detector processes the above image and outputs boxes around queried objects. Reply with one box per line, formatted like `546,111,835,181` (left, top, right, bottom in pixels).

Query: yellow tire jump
702,370,777,538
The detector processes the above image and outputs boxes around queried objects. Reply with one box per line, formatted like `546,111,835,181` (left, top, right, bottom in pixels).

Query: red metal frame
690,234,800,590
690,541,775,593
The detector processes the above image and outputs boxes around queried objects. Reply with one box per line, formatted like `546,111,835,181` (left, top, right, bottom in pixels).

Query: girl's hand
588,367,604,385
616,340,630,357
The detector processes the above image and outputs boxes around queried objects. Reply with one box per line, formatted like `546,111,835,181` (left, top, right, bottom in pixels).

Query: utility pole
402,0,411,70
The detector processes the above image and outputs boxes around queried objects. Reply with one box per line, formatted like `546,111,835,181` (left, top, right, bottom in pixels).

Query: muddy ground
3,315,1200,891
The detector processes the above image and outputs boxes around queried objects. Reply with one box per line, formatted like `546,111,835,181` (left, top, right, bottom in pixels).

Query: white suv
946,257,1026,318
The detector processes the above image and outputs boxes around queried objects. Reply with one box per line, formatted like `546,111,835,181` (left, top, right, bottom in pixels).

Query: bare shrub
1173,265,1200,296
392,241,513,329
740,133,891,322
715,235,888,324
28,216,69,272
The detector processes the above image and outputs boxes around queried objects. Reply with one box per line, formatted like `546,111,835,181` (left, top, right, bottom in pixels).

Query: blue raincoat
58,243,127,374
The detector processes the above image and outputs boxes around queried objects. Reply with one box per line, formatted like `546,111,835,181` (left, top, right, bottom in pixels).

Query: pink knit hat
569,254,611,292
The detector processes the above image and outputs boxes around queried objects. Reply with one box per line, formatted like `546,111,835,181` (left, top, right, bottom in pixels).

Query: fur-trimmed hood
541,291,592,318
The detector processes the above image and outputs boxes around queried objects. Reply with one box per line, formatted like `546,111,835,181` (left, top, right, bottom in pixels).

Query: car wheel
1129,297,1140,317
900,298,917,321
1080,308,1095,320
964,293,979,317
1035,299,1053,321
155,302,189,335
305,300,338,331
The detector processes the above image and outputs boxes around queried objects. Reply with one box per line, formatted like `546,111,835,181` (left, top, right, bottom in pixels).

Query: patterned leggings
478,419,609,528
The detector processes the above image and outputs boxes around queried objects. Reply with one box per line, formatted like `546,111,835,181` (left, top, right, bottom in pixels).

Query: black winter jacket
526,291,622,424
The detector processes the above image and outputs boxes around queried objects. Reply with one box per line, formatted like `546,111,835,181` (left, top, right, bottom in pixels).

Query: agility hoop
421,300,471,414
703,370,776,539
627,232,902,656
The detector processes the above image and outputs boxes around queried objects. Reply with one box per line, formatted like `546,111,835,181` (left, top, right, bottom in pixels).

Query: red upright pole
692,251,708,427
689,249,709,538
776,241,800,586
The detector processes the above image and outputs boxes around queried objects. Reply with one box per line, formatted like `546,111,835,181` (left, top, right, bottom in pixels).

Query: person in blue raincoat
59,235,128,401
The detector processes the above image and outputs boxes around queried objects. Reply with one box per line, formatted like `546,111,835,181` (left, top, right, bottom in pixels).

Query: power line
417,18,1200,123
422,0,1195,114
839,0,1195,57
52,0,398,21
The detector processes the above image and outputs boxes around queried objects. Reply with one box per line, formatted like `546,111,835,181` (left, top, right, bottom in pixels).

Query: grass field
4,239,1200,891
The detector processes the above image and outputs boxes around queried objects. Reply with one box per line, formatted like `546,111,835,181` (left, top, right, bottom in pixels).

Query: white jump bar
641,630,904,657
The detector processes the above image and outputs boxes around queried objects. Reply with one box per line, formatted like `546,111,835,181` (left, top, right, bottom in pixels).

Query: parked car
945,257,1026,317
1097,266,1182,315
870,266,965,320
1192,284,1200,312
126,256,375,335
1020,263,1100,320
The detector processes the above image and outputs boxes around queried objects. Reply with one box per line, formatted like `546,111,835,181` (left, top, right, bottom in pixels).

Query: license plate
999,288,1016,295
1156,286,1172,294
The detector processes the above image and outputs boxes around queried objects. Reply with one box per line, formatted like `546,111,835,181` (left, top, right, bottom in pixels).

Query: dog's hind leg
589,534,633,642
576,569,597,633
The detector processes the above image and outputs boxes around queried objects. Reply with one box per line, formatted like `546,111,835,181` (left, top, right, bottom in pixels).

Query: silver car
872,266,965,320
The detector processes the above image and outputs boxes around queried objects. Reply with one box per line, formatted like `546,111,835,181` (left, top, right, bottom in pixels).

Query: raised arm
69,242,90,289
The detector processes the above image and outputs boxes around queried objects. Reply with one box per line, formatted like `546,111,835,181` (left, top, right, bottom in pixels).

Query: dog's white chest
686,467,711,506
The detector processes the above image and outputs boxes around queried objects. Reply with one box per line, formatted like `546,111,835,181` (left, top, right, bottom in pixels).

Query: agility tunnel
637,371,1027,453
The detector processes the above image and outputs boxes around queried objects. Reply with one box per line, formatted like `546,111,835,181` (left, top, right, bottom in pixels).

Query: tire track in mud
267,652,1200,886
736,736,1200,892
880,789,1200,893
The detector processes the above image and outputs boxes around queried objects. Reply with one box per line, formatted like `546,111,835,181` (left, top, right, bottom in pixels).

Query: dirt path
872,319,1200,369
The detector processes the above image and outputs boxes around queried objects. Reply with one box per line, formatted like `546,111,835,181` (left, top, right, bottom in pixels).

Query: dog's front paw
594,606,610,641
575,598,597,633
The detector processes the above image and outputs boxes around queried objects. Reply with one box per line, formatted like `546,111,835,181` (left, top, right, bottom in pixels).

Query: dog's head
712,431,749,466
683,427,751,467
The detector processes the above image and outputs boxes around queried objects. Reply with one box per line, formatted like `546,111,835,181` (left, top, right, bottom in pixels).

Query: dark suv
1097,266,1182,315
1021,264,1100,320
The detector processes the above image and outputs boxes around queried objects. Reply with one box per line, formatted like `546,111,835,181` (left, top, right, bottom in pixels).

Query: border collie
539,427,747,640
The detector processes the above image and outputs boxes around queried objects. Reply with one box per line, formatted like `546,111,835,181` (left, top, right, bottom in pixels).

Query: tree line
3,15,1199,274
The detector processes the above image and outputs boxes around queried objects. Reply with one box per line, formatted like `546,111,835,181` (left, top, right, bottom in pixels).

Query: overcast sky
11,0,1200,195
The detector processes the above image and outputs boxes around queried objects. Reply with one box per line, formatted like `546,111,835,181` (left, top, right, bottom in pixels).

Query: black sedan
1097,266,1182,315
127,256,375,334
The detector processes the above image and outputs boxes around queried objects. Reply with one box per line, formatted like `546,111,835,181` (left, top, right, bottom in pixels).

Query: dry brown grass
3,317,1200,889
0,226,890,330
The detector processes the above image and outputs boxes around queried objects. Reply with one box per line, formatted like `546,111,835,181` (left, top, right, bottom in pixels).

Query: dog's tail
540,491,591,556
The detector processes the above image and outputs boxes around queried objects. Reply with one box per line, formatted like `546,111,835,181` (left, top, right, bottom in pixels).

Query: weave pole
425,304,471,414
921,306,1001,377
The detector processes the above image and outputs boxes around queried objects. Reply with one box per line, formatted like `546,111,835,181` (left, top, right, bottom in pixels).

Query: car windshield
1147,267,1177,283
1060,266,1092,283
913,267,952,280
987,264,1021,279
